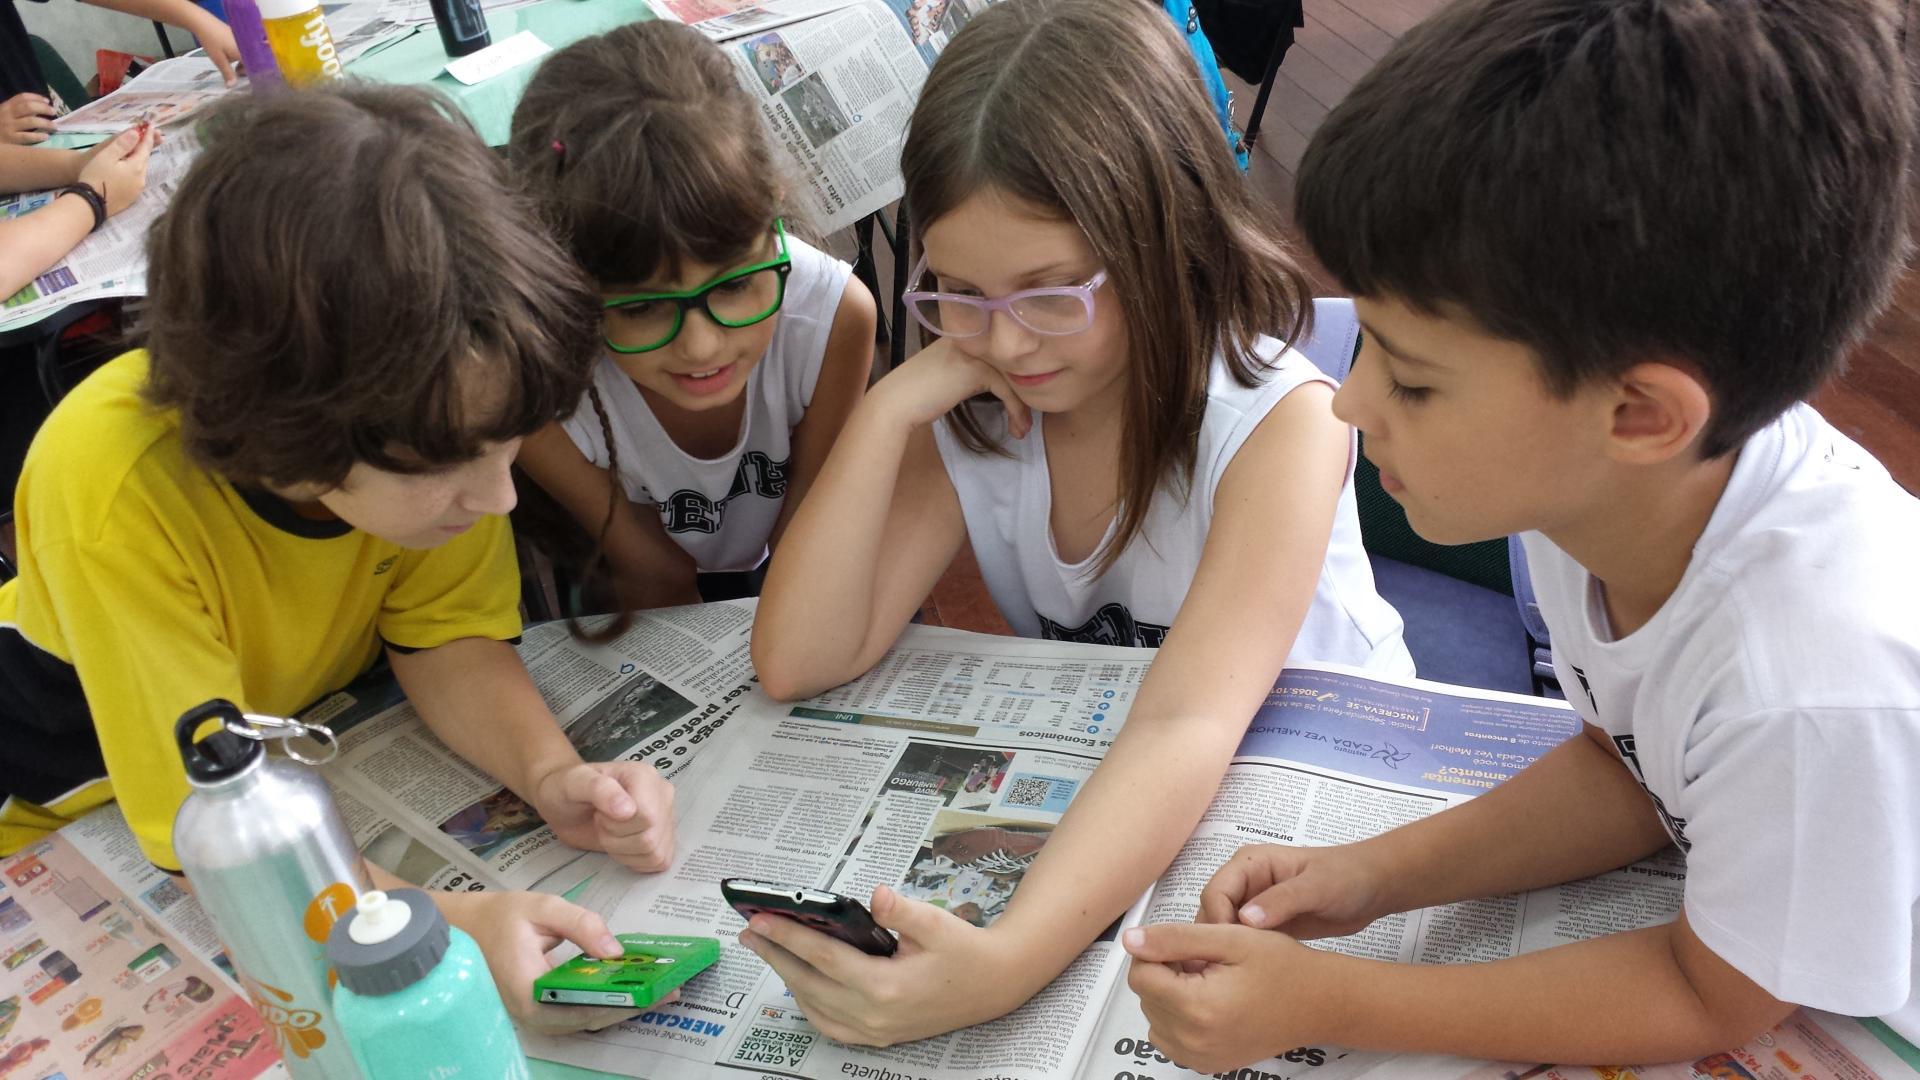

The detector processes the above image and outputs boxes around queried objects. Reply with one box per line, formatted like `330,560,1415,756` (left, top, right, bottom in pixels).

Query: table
349,0,656,147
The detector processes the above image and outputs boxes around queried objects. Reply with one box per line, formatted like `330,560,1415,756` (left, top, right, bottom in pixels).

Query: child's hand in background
1,93,57,145
78,124,160,217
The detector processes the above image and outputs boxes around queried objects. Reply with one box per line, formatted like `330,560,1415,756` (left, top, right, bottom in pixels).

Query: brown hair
507,19,789,288
142,82,599,488
1295,0,1915,458
507,21,794,636
904,0,1313,575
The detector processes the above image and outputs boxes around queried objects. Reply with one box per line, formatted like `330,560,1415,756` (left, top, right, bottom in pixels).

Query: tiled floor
917,0,1920,633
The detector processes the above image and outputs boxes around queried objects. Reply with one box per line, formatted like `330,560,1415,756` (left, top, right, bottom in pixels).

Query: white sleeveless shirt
934,340,1412,675
561,236,853,573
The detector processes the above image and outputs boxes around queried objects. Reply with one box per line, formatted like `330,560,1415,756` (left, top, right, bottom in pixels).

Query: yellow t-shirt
0,352,523,869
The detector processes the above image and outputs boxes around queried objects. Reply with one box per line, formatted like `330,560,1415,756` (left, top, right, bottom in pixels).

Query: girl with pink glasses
747,0,1411,1047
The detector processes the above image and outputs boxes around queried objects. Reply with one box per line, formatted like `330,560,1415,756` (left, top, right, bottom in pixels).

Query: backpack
1162,0,1249,170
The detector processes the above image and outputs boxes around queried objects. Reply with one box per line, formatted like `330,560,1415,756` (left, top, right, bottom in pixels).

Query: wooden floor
918,0,1920,631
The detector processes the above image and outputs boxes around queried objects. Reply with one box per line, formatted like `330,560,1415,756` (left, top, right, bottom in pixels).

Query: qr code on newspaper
142,875,186,914
1004,777,1055,808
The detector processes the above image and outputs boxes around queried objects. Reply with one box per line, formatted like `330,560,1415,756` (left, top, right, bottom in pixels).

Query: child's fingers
528,893,621,958
556,763,637,822
972,364,1031,438
1238,877,1319,930
1120,922,1243,966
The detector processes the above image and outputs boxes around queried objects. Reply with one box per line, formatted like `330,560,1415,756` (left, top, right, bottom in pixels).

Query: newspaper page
0,820,286,1079
648,0,857,41
0,127,201,331
306,602,760,896
1080,664,1916,1080
522,624,1158,1079
726,0,991,232
324,2,415,61
54,56,231,134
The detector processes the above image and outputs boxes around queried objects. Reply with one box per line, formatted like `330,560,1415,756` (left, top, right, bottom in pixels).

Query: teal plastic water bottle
326,890,531,1079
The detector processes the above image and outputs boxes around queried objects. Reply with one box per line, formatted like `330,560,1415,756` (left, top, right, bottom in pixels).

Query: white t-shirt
934,339,1413,676
1521,404,1920,1041
561,236,852,573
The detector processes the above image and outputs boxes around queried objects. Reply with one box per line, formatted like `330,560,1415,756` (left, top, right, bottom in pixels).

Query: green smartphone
532,933,720,1009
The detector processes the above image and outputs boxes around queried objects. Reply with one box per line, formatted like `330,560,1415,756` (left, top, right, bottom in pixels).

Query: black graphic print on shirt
655,452,788,534
1037,603,1171,648
1571,663,1693,851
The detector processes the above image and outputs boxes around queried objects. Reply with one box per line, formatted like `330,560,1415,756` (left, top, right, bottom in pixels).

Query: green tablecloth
347,0,655,145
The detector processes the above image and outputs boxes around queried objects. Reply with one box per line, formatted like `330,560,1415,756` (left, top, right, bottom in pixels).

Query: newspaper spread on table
301,601,760,898
719,0,994,232
53,56,230,135
523,626,1917,1080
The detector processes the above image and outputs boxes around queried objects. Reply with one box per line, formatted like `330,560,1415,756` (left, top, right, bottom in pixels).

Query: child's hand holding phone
721,878,898,956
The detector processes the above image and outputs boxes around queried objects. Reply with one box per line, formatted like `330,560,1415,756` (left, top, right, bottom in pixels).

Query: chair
28,35,91,107
1294,298,1555,696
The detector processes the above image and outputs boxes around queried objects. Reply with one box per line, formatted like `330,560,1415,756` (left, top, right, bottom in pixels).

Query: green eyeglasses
601,220,793,354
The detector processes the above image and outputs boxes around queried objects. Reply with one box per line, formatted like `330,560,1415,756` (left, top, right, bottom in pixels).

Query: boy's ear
1605,361,1713,466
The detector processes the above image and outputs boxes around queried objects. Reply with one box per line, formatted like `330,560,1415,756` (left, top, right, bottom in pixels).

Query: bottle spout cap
348,890,414,945
327,888,449,995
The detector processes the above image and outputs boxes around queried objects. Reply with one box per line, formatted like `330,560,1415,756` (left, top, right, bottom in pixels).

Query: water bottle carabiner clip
228,712,341,766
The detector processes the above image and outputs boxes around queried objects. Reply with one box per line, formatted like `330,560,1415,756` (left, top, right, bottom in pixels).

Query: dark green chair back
1353,440,1514,597
29,35,91,108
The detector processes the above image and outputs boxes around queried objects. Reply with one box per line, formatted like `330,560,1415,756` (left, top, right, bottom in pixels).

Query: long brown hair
508,21,795,637
904,0,1312,575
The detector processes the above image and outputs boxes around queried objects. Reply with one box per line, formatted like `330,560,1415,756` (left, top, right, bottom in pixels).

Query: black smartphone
720,878,898,957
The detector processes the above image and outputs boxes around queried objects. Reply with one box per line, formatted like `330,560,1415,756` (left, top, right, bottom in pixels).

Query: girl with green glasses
509,20,876,620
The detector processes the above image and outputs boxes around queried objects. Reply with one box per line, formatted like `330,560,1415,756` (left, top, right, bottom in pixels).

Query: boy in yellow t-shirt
0,84,673,1036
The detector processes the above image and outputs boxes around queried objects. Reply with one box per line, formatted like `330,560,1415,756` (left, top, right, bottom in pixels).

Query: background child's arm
1126,908,1793,1070
517,422,701,609
0,128,153,299
768,274,876,549
754,339,1019,698
387,637,675,871
743,384,1358,1044
0,142,87,192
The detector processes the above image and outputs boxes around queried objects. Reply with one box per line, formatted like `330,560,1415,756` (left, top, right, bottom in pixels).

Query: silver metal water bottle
172,699,372,1079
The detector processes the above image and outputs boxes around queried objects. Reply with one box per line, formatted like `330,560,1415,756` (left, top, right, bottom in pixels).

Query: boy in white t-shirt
1122,0,1920,1068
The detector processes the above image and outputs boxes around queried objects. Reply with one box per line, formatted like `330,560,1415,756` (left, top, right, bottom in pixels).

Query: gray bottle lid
326,889,449,996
